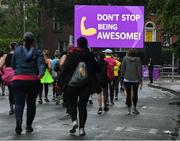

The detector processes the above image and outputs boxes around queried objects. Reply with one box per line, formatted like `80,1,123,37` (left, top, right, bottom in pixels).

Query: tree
148,0,180,38
148,0,180,57
0,0,43,50
39,0,148,26
0,0,42,39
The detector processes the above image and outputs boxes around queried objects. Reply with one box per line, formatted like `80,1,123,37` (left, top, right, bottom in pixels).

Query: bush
0,38,20,53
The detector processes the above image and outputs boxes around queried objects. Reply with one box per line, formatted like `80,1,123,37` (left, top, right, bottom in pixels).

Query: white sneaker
79,128,86,136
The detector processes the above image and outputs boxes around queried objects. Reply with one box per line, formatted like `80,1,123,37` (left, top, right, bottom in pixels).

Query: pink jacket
104,56,116,66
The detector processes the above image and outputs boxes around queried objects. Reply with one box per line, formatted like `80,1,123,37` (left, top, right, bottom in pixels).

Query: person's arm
59,54,67,67
121,57,126,78
11,53,16,70
137,57,143,86
0,54,7,68
36,49,45,78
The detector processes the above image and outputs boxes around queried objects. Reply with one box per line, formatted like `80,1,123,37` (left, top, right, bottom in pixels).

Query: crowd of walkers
0,32,142,136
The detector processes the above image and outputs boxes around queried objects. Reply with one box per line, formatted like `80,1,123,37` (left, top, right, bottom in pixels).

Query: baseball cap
102,49,113,53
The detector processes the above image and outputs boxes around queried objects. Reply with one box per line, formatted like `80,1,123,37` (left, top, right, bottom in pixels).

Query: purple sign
142,65,160,80
74,5,144,48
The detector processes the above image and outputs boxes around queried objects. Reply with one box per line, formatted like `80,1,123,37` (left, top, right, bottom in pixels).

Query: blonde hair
43,49,50,58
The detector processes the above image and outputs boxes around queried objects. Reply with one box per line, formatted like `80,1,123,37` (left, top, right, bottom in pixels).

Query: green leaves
0,38,20,52
0,0,42,40
148,0,180,35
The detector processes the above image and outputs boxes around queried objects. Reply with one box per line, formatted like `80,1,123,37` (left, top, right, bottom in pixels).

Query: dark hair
77,37,88,50
10,42,17,50
23,32,35,43
54,50,61,58
0,51,4,57
127,48,137,57
99,52,105,59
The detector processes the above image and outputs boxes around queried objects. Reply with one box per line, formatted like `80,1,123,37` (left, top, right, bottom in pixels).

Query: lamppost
163,32,174,82
23,0,26,34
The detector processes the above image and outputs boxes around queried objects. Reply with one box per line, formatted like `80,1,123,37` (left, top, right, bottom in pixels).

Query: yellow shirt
114,60,121,76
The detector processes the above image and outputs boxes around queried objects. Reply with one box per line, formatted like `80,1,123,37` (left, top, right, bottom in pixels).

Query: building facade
40,9,73,55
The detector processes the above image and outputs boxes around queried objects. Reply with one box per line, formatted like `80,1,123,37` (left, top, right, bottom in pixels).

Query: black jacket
59,48,100,95
96,58,108,88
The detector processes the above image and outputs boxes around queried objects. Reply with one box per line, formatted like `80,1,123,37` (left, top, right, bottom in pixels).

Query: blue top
11,46,45,76
51,58,59,71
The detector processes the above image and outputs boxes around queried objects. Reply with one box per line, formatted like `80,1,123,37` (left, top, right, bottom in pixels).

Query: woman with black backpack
59,37,100,136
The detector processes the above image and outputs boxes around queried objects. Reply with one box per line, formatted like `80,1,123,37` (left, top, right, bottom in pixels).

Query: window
57,41,67,52
146,23,154,28
52,9,61,31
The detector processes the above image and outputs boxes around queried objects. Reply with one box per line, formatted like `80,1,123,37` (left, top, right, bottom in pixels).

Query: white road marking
149,129,158,134
114,127,125,131
125,127,139,132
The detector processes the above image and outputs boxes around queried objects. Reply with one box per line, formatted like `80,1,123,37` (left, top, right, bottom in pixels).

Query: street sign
74,5,144,48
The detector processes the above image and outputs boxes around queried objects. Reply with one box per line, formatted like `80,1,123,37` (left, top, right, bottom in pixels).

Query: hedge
0,38,20,53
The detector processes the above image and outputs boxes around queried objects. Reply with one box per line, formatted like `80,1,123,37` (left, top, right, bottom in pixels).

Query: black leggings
113,76,119,97
65,87,90,128
39,83,49,99
8,85,14,106
12,80,40,126
108,80,114,102
124,82,139,107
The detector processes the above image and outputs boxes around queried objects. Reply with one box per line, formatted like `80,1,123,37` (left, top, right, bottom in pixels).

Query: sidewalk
148,79,180,96
149,78,180,140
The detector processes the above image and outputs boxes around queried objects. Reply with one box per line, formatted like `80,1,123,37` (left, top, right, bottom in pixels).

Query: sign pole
172,52,175,82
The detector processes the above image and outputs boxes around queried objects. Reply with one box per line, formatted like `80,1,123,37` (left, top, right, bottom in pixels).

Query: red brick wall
41,12,74,55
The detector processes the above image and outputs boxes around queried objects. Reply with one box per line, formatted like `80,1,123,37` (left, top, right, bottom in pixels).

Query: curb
148,84,180,97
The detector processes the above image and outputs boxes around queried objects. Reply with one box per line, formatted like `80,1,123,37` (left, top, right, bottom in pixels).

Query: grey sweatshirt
121,56,142,83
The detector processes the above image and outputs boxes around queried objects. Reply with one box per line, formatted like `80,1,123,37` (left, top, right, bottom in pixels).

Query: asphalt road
0,82,179,140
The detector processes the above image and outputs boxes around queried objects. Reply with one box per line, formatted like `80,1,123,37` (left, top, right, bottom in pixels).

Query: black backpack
68,62,88,87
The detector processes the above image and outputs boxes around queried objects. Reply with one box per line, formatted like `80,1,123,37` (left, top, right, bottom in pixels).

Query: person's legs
103,87,109,112
38,83,43,104
66,87,78,133
44,83,49,102
88,94,93,105
26,81,39,131
68,95,78,122
63,91,69,114
149,71,153,83
1,82,5,96
12,81,26,134
114,77,119,100
132,82,140,114
97,90,103,114
8,85,14,115
124,82,132,114
52,82,56,100
109,80,115,104
106,82,110,105
78,94,90,136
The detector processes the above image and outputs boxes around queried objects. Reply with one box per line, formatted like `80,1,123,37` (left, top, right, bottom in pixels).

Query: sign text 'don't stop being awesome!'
74,5,144,48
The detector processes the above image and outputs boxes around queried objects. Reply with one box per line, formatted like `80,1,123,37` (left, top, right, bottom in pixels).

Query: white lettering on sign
122,14,141,21
97,14,120,21
98,24,118,30
97,32,141,40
